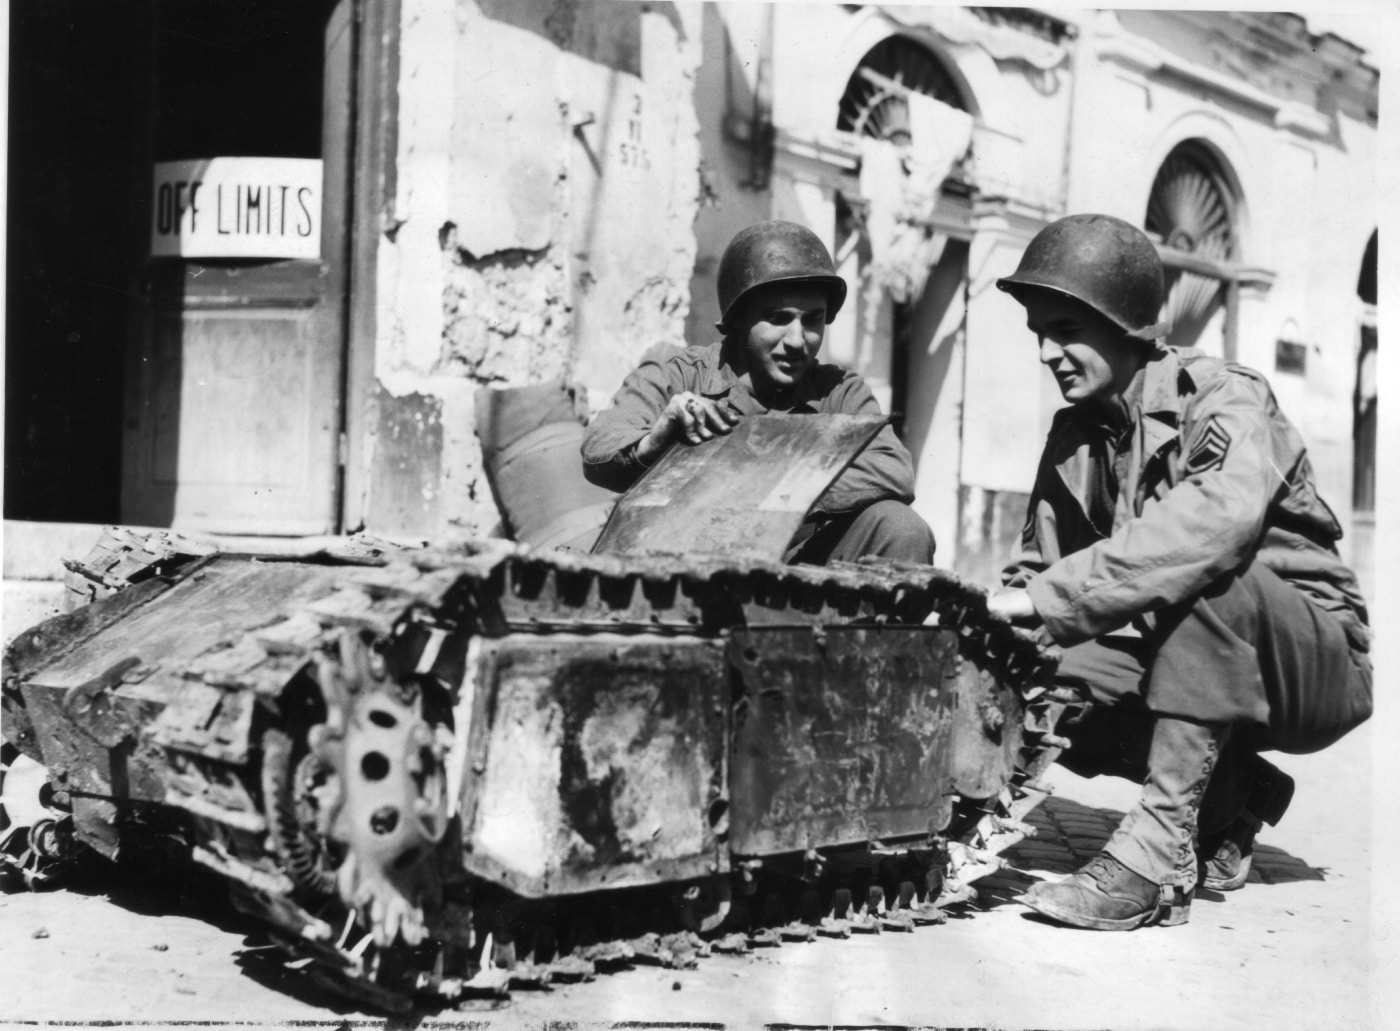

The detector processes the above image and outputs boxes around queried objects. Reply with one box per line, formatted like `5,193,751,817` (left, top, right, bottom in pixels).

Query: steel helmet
716,220,848,329
996,213,1170,340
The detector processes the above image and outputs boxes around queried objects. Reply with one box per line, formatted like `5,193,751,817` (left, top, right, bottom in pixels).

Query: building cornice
1090,20,1333,140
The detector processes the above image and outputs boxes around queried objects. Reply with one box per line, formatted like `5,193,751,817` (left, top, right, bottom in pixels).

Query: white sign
151,157,322,259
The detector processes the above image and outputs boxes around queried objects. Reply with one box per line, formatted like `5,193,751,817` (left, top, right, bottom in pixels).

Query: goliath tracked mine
2,415,1066,1013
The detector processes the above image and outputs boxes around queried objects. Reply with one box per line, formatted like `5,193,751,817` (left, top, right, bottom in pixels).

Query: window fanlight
1146,144,1238,352
837,35,966,146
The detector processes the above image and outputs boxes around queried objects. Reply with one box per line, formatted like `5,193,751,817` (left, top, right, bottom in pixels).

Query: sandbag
475,380,616,551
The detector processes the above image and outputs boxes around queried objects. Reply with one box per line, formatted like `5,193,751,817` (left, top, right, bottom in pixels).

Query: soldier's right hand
638,392,740,464
662,391,740,444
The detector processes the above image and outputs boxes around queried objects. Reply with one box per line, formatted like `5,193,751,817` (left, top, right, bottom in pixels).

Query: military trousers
784,499,936,566
1050,559,1372,884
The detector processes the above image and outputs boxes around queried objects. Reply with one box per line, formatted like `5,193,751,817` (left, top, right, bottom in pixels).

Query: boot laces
1081,852,1127,887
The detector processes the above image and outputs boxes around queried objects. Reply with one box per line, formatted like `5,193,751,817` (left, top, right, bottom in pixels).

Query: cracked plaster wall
367,0,703,541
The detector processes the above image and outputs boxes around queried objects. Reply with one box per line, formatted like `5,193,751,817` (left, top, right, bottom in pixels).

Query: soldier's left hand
986,589,1038,624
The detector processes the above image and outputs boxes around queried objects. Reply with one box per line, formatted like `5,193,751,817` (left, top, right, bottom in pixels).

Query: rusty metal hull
462,634,728,897
2,529,1059,1008
729,627,972,854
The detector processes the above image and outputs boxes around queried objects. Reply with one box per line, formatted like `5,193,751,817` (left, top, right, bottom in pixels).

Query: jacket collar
1139,345,1187,458
1047,345,1187,523
1142,345,1186,418
694,341,736,395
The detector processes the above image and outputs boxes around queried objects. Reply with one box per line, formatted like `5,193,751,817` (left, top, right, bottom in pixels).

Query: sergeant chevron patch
1186,416,1232,472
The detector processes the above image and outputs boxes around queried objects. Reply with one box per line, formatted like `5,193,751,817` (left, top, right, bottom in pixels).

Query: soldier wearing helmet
582,219,935,565
989,213,1371,930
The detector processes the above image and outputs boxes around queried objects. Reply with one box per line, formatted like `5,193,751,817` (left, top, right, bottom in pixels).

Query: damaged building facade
5,3,1380,599
687,5,1380,583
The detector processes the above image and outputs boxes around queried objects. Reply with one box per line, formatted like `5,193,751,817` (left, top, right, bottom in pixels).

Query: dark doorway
150,1,327,164
7,0,349,532
6,2,152,522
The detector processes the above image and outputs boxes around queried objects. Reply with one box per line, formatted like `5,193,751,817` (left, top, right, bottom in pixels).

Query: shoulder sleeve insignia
1020,493,1040,548
1185,415,1232,473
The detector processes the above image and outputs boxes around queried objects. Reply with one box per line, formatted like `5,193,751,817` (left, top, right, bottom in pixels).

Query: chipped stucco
364,0,704,539
440,238,574,384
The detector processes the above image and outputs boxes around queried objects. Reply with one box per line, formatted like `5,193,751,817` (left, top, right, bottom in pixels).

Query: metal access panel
15,561,343,799
948,655,1024,802
727,626,964,855
461,634,728,898
592,413,887,560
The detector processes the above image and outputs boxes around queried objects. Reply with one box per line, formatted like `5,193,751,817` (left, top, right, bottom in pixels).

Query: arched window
837,35,967,146
832,36,972,439
1145,141,1239,354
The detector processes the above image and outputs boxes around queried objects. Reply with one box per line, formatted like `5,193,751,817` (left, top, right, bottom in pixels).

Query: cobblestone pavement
0,719,1387,1029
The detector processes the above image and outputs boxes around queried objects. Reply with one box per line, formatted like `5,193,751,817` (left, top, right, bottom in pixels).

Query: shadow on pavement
1250,844,1327,884
997,795,1329,889
233,947,404,1018
52,849,265,936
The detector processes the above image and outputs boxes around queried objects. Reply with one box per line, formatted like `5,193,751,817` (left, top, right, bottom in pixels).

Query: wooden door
122,0,353,535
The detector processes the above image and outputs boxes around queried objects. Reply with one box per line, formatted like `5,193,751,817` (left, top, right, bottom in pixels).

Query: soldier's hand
987,589,1038,624
667,391,740,443
639,392,740,463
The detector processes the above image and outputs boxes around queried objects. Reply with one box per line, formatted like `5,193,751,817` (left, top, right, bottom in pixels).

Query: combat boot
1017,852,1184,931
1020,715,1225,930
1198,758,1294,891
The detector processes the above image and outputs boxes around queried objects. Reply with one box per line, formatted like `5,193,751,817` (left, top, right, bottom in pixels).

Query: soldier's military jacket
582,340,915,516
1005,346,1370,653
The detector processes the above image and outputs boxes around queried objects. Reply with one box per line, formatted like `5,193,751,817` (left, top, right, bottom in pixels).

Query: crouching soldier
582,219,935,566
991,214,1372,930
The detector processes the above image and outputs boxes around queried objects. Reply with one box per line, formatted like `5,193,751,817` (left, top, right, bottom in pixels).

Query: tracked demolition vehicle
2,415,1064,1012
